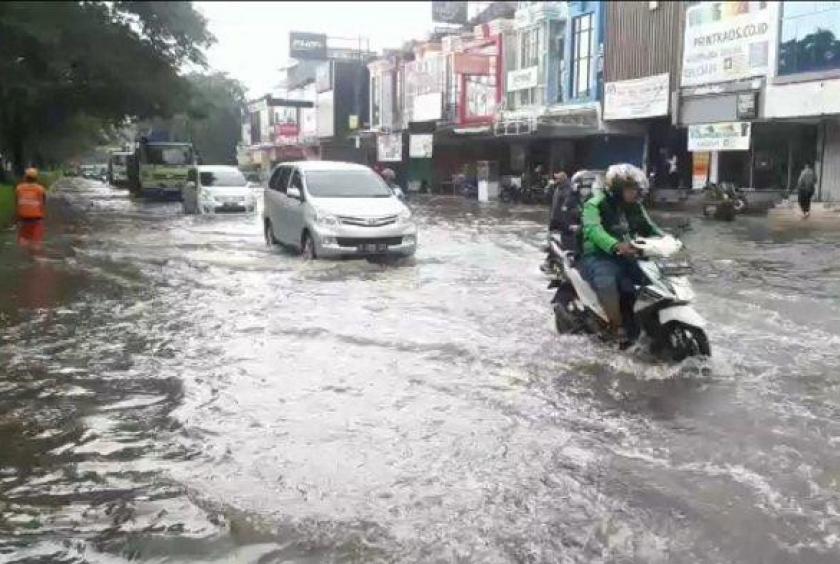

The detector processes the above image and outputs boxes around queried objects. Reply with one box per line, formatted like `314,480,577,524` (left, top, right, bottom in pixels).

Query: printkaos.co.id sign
681,2,773,87
688,121,751,152
603,73,669,120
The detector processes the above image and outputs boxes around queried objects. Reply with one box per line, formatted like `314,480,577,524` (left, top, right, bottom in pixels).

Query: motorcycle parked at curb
702,182,748,220
545,234,710,361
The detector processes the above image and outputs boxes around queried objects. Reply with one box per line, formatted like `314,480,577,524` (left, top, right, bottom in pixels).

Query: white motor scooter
547,234,710,360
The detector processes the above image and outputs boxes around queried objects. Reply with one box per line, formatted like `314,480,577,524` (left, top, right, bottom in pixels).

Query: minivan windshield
200,169,247,187
305,170,392,198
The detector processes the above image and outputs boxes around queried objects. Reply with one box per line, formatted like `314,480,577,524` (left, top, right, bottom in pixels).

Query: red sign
274,122,299,144
453,53,491,75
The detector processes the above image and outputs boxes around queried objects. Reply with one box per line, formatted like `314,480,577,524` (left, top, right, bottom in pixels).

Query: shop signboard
506,66,539,92
681,2,773,87
408,134,433,159
432,1,467,24
603,73,670,120
290,32,327,60
688,121,751,152
348,115,359,130
377,133,402,162
736,91,758,119
413,92,442,122
454,53,491,75
692,152,711,189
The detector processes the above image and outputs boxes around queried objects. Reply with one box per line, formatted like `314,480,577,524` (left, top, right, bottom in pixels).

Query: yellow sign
348,115,359,130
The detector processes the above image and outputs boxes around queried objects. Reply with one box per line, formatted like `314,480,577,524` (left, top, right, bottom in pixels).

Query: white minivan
183,165,257,214
263,161,417,259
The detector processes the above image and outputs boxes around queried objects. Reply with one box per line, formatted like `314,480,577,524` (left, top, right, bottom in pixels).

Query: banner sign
604,73,669,120
290,32,327,60
736,91,758,119
454,53,491,75
688,121,751,152
377,133,402,162
409,134,433,158
692,151,711,189
432,1,467,24
506,66,539,92
274,123,299,144
681,2,773,87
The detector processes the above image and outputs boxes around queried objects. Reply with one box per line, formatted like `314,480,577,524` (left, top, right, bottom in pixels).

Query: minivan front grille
338,215,397,227
336,237,402,248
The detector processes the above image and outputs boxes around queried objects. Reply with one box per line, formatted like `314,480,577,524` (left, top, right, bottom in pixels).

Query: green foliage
0,1,214,172
0,185,14,227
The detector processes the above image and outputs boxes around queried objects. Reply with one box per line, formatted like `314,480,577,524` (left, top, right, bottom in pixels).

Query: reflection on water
1,180,840,563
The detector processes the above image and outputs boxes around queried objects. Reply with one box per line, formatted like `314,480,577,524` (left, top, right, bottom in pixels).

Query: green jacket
582,191,662,256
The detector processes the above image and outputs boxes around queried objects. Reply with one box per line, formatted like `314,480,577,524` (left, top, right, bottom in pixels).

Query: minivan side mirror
287,186,302,200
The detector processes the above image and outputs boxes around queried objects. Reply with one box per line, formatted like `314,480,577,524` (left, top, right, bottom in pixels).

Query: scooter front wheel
658,322,711,361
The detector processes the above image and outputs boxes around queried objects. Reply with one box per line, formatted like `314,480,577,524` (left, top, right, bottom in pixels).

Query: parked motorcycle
545,234,710,361
702,182,748,220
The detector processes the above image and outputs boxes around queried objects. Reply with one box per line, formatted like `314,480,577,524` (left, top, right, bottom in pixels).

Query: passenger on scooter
581,164,662,345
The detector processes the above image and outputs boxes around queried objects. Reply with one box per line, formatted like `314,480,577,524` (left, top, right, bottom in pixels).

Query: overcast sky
196,1,438,97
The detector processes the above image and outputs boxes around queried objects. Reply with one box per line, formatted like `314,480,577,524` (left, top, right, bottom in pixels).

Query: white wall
764,79,840,119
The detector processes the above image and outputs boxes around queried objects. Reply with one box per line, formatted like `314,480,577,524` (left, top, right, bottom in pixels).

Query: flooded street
2,178,840,563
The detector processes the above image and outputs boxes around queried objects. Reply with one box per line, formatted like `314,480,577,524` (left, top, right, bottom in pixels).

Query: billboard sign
603,73,670,120
688,121,751,152
681,2,773,87
507,66,539,92
432,1,467,24
377,133,402,162
290,32,327,60
409,134,433,159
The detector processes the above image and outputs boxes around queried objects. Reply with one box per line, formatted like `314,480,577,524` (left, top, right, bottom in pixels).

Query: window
270,167,290,193
146,145,193,165
304,170,392,198
518,27,541,106
199,169,247,187
778,1,840,76
289,170,304,192
571,13,594,99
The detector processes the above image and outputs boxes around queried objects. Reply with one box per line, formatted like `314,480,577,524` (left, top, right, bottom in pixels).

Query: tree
183,73,246,164
0,1,214,173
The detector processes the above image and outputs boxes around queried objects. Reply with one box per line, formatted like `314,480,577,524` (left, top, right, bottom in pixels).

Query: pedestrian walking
15,168,47,250
796,163,817,218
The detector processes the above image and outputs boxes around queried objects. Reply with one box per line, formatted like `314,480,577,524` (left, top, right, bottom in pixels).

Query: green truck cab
128,140,196,200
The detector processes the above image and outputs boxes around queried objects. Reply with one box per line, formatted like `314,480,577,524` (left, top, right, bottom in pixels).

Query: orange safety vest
15,182,46,220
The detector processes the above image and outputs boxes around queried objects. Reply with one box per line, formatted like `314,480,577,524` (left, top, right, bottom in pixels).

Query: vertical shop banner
692,152,711,189
316,90,334,138
681,2,773,87
409,134,433,158
603,73,669,120
377,133,403,162
688,122,751,152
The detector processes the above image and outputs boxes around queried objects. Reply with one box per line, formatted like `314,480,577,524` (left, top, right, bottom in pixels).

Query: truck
107,151,133,188
127,139,196,200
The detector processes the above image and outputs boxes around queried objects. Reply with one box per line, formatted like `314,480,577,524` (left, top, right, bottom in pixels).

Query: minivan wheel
301,232,316,260
264,219,279,247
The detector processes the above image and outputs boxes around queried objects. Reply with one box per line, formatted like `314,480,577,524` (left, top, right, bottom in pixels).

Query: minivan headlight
397,208,412,223
315,211,339,227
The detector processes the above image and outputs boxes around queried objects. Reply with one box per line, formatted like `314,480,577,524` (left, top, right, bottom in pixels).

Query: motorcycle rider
581,164,662,346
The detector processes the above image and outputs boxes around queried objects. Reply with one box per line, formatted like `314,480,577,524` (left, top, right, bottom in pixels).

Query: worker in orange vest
15,168,47,249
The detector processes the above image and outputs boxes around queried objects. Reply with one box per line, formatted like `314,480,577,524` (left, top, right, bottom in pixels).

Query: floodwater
2,178,840,563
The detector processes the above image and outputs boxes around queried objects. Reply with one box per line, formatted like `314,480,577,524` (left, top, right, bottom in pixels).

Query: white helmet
605,163,649,196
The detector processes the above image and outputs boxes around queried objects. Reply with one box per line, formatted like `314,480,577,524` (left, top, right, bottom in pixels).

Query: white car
263,161,417,259
183,165,257,214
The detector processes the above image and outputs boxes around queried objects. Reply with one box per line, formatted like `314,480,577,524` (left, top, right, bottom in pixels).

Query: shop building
603,1,688,190
676,0,795,199
763,1,840,202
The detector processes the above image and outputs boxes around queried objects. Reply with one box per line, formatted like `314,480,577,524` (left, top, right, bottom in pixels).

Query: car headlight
314,211,339,227
397,208,413,224
199,191,216,203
